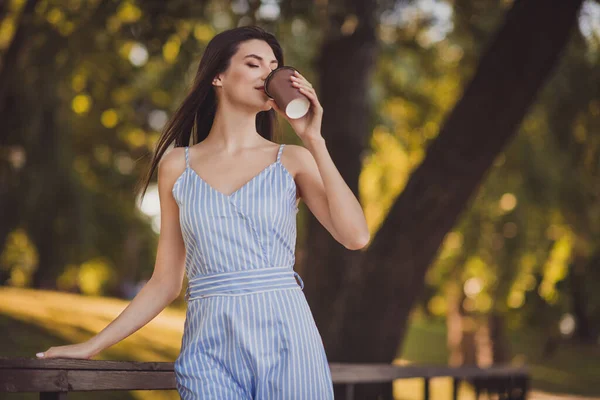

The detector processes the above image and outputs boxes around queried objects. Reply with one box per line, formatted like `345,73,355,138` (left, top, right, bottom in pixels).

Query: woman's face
213,39,279,112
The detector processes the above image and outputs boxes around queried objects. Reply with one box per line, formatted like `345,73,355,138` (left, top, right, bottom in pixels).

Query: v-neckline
187,161,280,198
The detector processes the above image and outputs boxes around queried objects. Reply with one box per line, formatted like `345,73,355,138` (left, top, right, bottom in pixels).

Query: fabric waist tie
185,266,304,302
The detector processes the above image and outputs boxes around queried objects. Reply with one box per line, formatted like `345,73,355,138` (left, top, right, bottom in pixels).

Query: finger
37,350,53,358
298,86,313,99
292,75,312,88
292,81,314,92
306,90,323,112
298,86,320,108
294,70,308,82
299,85,317,99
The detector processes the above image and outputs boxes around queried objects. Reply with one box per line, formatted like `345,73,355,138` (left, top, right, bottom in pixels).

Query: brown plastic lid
264,66,299,98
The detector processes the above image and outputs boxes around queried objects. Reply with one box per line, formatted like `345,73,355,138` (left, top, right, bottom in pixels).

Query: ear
212,74,223,88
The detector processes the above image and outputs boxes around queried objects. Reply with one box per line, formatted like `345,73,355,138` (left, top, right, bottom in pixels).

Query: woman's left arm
293,137,370,250
268,69,370,249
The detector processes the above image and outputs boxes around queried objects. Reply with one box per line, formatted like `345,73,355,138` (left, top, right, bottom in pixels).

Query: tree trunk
0,0,39,257
0,0,38,113
302,0,378,349
301,1,382,398
28,107,65,289
317,0,584,371
568,254,595,343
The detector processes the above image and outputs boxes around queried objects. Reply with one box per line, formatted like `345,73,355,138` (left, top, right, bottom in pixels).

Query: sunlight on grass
0,287,184,355
1,287,184,399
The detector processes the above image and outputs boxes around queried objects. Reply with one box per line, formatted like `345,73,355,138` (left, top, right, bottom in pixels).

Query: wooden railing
0,357,529,399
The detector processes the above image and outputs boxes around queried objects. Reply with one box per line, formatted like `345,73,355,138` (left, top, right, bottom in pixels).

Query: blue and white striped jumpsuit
171,143,334,399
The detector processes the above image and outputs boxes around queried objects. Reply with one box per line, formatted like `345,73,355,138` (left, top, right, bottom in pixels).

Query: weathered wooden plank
1,370,69,392
0,357,173,371
0,370,176,392
328,363,528,383
0,357,529,394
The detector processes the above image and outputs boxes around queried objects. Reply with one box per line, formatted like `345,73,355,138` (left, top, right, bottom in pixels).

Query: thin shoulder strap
276,143,285,162
184,146,189,168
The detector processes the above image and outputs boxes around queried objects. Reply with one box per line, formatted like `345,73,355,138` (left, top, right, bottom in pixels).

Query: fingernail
36,352,44,358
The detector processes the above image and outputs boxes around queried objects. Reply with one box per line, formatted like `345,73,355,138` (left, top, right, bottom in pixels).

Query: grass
1,287,599,399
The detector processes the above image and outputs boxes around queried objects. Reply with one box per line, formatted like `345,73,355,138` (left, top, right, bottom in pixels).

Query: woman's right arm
37,148,187,359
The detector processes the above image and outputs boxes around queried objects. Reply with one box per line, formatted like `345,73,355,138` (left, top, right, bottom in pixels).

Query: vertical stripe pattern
171,144,334,399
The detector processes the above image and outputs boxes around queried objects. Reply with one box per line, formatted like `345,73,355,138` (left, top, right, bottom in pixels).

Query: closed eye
248,64,278,71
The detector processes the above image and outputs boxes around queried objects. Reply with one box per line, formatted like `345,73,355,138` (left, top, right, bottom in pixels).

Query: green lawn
1,287,599,399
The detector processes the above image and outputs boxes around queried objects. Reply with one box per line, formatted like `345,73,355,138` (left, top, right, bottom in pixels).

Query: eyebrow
244,54,278,64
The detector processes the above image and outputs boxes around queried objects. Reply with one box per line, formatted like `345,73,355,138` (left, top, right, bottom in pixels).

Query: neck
204,99,264,152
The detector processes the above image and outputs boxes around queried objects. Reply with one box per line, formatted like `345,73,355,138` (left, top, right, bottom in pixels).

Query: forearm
86,277,179,355
303,135,370,247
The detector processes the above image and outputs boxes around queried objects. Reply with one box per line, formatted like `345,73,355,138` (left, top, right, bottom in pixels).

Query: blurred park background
1,0,600,399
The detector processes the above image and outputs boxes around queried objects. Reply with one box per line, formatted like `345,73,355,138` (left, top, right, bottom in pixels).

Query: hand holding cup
265,67,324,141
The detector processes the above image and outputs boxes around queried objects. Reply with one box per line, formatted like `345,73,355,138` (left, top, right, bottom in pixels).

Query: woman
36,25,370,399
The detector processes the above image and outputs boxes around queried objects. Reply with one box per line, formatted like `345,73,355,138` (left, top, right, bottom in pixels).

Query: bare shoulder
158,146,187,187
281,144,317,202
283,143,311,157
281,144,314,176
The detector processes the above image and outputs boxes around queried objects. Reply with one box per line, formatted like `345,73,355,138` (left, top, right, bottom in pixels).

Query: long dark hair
135,25,284,200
